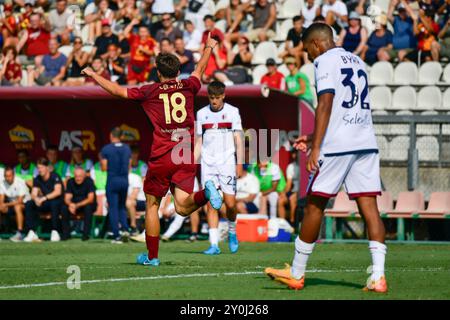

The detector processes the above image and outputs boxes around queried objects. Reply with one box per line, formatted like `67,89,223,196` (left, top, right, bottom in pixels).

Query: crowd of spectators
1,0,448,101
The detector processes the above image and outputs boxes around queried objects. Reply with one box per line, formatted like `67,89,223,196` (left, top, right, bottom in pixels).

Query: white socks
291,237,315,279
163,214,186,238
209,228,219,246
228,221,236,234
369,241,387,281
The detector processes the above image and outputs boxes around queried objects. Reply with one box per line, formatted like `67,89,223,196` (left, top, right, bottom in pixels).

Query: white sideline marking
0,267,446,290
0,271,260,290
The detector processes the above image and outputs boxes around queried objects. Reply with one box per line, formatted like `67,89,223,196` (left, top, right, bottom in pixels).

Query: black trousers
25,199,64,232
61,203,95,239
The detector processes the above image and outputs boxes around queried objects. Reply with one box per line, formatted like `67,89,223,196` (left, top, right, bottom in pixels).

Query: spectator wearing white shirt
236,165,260,214
322,0,349,32
126,172,146,235
302,0,321,28
48,0,74,45
183,20,203,53
177,0,215,33
0,167,31,242
152,0,175,15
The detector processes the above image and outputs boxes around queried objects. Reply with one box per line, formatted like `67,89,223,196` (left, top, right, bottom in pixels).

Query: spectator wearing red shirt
124,18,157,84
1,4,20,48
200,15,225,53
85,57,111,86
0,46,22,86
16,12,51,63
260,58,286,90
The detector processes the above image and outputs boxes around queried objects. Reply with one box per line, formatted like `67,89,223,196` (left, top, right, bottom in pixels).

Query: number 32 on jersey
340,68,370,110
159,92,187,124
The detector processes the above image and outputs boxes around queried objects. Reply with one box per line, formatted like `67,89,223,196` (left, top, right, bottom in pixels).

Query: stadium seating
215,0,229,13
324,192,358,217
58,45,73,57
20,69,28,87
278,63,290,77
390,86,417,111
377,191,394,213
252,41,279,64
442,64,450,83
372,0,391,15
418,62,442,85
279,0,304,19
415,86,442,111
252,64,268,84
394,62,418,85
386,191,425,217
278,19,294,41
437,87,450,111
376,135,389,160
299,62,315,86
369,61,394,85
82,45,94,53
417,136,440,161
215,19,227,33
418,192,450,218
370,86,392,110
388,136,410,160
360,15,375,35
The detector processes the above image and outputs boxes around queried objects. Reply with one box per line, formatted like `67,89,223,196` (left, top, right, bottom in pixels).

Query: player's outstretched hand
205,32,218,50
81,67,95,77
293,135,312,153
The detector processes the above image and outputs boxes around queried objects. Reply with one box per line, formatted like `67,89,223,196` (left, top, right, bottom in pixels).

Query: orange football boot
264,263,305,290
363,275,388,293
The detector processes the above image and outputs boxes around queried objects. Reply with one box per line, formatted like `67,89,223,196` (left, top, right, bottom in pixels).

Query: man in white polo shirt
0,166,31,242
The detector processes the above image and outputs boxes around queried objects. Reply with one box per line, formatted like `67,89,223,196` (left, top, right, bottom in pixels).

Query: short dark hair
313,15,325,22
184,20,193,26
111,127,122,138
4,166,14,174
47,144,58,151
293,15,303,23
37,157,49,166
17,149,29,156
160,37,171,45
302,22,333,43
203,14,214,22
156,53,180,78
130,145,140,153
207,81,226,96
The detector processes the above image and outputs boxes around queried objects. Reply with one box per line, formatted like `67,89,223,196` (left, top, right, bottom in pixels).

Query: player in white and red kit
265,23,387,292
82,33,223,267
195,81,244,255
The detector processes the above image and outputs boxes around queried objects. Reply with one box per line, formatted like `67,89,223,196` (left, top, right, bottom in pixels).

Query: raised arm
81,67,128,98
191,32,218,80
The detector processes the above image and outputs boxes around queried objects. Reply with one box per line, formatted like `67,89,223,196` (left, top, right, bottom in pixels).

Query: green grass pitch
0,240,449,300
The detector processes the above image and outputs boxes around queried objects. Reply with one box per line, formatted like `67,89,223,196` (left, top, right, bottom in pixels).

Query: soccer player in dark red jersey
82,33,223,266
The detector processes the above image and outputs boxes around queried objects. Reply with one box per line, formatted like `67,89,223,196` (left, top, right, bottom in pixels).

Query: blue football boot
205,180,223,210
203,245,221,255
136,252,160,266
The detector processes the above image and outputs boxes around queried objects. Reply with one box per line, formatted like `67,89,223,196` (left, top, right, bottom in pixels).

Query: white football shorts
306,151,382,199
201,161,236,195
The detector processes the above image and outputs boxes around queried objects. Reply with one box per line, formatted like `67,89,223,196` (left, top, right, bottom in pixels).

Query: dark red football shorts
144,149,197,198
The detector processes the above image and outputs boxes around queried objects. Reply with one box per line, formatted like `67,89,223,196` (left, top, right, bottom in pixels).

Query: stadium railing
323,114,450,242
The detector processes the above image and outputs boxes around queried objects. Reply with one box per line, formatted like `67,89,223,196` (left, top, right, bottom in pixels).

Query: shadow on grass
262,278,362,290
